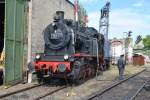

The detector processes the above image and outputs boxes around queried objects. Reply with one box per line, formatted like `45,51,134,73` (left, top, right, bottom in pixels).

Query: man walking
117,55,125,80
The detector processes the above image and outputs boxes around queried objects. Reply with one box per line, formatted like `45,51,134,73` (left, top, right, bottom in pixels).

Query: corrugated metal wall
5,0,25,85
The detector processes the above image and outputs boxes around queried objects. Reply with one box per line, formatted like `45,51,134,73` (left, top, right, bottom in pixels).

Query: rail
85,69,146,100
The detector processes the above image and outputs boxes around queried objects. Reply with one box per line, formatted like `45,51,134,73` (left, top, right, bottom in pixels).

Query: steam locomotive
34,11,105,84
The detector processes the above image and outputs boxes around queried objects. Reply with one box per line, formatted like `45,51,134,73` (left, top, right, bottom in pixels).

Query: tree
78,4,88,27
143,35,150,49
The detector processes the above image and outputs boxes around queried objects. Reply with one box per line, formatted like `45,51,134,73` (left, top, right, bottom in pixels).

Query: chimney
56,11,64,20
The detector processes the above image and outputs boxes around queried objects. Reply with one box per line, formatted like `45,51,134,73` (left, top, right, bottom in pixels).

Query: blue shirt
117,58,125,68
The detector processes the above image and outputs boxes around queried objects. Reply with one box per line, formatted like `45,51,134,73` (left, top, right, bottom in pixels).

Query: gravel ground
2,85,63,100
0,65,147,100
41,65,145,100
134,64,150,100
0,82,40,97
94,71,150,100
134,81,150,100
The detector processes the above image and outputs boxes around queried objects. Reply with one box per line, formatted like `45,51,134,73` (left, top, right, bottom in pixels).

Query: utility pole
27,0,32,83
99,2,110,69
74,0,79,30
124,31,132,64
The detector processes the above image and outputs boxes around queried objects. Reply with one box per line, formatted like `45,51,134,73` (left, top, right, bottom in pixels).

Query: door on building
4,0,26,85
0,0,4,55
0,0,5,85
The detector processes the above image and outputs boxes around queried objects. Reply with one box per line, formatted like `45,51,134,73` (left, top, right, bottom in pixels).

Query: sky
70,0,150,42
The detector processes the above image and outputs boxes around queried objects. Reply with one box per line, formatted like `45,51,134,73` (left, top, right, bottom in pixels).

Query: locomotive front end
34,55,71,78
33,11,75,82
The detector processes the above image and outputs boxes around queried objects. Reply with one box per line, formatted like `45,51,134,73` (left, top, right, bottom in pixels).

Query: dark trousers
118,67,124,79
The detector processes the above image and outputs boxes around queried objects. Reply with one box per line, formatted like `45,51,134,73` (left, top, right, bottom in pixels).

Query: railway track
133,80,150,100
0,84,67,100
129,79,150,100
86,69,150,100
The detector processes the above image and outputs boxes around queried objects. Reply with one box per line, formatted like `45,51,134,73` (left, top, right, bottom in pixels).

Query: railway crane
99,2,111,69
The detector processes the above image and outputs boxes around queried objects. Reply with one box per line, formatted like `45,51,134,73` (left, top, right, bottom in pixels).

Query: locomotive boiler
34,11,104,83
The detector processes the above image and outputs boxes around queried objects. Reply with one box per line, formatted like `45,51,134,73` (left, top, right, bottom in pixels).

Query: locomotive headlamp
64,54,69,60
35,54,41,60
52,22,55,26
58,64,66,73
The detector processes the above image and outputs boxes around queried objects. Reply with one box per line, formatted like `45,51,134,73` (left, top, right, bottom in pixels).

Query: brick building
27,0,74,61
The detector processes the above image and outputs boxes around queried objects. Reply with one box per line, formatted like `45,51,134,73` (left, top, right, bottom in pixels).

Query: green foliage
78,4,87,27
143,35,150,49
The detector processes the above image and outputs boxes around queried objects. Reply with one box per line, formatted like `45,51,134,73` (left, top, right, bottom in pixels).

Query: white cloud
133,2,143,7
88,12,99,30
110,9,150,38
88,8,150,41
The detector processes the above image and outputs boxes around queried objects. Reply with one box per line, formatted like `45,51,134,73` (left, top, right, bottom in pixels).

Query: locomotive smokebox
56,11,64,20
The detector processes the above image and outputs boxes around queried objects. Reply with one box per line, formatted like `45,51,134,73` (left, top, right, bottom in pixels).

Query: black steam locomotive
34,11,104,83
